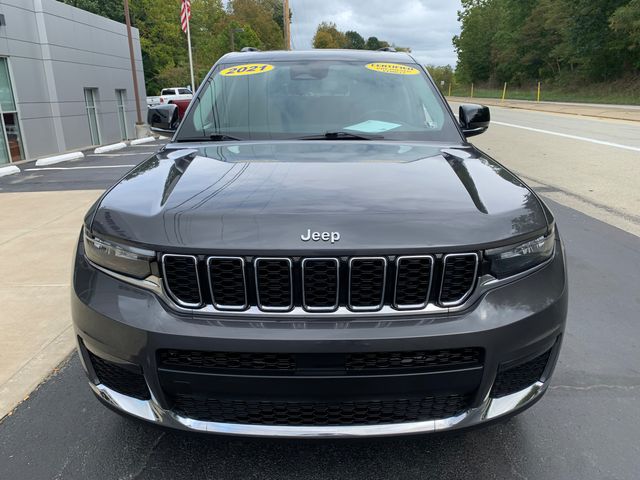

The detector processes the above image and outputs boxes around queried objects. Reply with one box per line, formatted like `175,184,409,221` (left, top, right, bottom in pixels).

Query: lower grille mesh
88,351,150,400
172,394,471,426
158,350,296,371
347,348,482,371
491,349,551,398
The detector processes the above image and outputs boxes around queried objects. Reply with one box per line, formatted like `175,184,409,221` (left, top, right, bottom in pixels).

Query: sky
289,0,463,66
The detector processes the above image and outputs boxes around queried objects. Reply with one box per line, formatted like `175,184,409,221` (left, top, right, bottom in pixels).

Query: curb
35,151,84,167
447,97,640,123
130,136,156,145
0,165,20,177
94,142,127,154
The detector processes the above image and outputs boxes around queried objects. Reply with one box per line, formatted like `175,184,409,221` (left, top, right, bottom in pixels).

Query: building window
0,57,24,164
84,88,101,145
116,89,128,141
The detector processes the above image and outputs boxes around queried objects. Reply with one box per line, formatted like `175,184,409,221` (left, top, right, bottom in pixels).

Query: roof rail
240,47,260,52
377,47,396,52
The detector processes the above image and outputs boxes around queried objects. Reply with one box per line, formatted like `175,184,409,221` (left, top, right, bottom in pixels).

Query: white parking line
25,165,135,171
85,152,153,157
492,121,640,153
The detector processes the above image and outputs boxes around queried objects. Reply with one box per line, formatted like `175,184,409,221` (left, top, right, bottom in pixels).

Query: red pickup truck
168,98,192,120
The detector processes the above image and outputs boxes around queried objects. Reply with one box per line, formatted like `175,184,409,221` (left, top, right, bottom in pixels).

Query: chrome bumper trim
90,380,546,438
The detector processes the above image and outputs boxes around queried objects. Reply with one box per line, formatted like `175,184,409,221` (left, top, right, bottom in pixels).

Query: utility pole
124,0,143,129
283,0,290,50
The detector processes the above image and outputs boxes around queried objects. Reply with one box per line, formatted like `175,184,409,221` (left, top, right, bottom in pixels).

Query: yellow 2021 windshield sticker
366,63,420,75
220,63,274,76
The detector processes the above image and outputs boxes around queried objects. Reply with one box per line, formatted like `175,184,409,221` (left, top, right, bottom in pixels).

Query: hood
91,141,549,252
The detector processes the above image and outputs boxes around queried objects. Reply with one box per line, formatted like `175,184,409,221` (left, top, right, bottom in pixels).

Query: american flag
180,0,191,33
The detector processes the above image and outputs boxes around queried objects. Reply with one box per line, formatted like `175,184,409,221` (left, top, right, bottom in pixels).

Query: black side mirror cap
148,104,180,134
459,104,490,137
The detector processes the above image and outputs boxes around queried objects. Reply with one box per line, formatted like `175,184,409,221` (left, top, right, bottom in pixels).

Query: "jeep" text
300,229,341,244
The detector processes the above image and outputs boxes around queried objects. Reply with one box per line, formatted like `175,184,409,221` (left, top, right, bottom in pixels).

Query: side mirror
459,104,490,137
148,104,179,134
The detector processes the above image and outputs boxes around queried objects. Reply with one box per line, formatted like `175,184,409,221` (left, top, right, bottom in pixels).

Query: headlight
83,229,155,279
485,227,555,279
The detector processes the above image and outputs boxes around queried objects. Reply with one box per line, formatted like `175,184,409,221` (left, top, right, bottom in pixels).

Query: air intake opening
491,349,551,398
88,351,150,400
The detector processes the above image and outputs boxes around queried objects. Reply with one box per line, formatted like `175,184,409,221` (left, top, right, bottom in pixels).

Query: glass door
84,88,101,145
0,57,24,163
116,89,128,140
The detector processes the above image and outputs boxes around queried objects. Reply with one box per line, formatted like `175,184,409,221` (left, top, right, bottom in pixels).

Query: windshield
176,60,461,142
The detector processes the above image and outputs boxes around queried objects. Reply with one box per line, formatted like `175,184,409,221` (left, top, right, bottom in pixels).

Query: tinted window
177,88,192,95
161,89,175,95
177,60,461,142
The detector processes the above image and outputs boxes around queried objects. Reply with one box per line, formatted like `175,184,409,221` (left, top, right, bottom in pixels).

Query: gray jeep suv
72,49,567,437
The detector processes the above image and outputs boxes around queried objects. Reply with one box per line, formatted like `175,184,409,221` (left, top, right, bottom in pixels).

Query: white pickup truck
146,87,193,108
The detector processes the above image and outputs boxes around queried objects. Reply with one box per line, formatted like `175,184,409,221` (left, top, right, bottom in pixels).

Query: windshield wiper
176,134,244,142
298,131,384,141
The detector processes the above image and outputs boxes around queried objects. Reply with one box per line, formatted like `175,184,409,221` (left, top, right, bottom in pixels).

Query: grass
446,79,640,105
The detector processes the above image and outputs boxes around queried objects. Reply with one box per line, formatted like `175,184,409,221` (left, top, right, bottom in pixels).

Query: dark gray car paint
89,142,549,253
71,50,567,433
72,234,567,411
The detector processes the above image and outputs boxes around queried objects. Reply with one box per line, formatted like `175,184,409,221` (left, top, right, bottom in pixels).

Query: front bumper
71,239,567,437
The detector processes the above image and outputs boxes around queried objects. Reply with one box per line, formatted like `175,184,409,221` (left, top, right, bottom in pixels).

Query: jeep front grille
348,257,387,311
439,253,479,306
302,258,340,311
161,253,480,313
255,258,293,311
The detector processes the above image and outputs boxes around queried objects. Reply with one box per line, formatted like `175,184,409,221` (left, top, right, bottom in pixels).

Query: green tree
427,65,455,91
230,0,284,49
610,0,640,69
61,0,125,22
344,31,365,49
312,22,346,48
61,0,285,94
365,36,382,50
452,0,498,83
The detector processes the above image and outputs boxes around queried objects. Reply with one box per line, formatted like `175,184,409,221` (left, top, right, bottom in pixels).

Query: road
450,101,640,237
1,107,640,479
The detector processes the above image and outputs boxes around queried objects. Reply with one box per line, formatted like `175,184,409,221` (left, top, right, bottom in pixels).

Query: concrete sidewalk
448,96,640,122
0,190,102,418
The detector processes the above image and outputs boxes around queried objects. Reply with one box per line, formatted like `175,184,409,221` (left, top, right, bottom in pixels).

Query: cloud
289,0,462,66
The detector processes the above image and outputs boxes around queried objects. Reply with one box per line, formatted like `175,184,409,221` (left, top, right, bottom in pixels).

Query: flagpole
186,15,195,92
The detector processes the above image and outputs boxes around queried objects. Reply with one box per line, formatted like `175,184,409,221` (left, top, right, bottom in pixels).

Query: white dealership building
0,0,146,164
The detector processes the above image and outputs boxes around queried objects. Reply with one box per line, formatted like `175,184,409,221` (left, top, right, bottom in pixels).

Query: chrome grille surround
207,256,248,311
393,255,435,310
90,251,554,318
161,254,203,308
347,257,387,312
254,257,294,312
301,258,340,312
439,253,479,307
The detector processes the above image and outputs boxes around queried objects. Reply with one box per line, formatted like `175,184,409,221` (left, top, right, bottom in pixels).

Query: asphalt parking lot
1,115,639,478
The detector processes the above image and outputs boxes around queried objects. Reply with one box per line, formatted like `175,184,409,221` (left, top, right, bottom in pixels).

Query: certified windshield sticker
220,63,274,76
366,63,419,75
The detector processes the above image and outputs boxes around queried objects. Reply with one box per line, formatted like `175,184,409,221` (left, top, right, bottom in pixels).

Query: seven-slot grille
161,253,479,313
